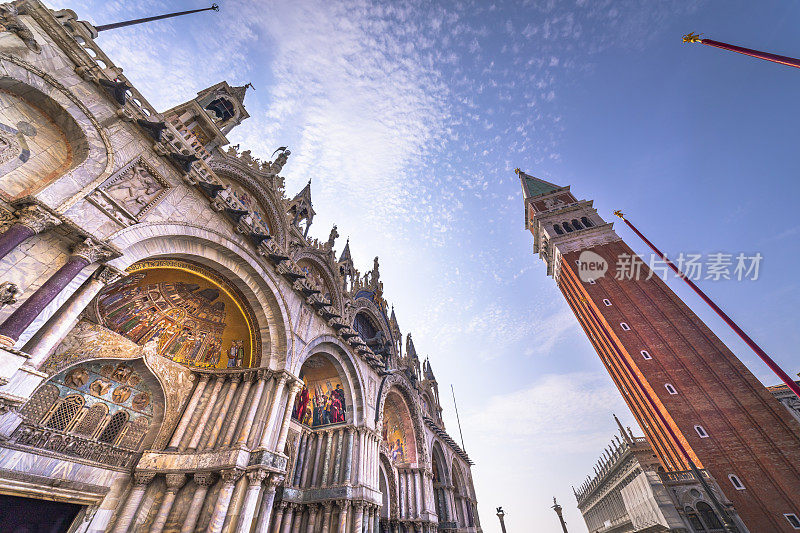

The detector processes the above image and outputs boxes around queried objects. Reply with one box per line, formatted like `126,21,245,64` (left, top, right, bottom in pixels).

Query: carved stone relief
87,157,170,226
143,348,195,450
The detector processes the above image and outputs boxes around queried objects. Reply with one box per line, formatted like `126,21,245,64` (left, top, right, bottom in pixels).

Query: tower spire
95,4,220,33
614,413,633,445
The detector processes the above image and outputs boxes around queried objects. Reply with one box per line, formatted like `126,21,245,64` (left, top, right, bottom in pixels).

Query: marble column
300,432,317,487
332,428,343,484
292,431,308,486
275,380,303,452
290,505,303,533
258,374,287,448
236,469,268,532
0,204,60,261
307,503,320,532
180,472,216,533
280,503,295,533
271,502,287,533
356,429,365,484
352,501,364,533
151,473,186,533
253,474,284,533
413,470,421,518
207,469,244,533
111,472,155,533
168,374,210,450
420,472,431,515
186,376,224,450
321,429,334,486
321,502,333,533
205,376,241,449
222,373,253,446
22,265,123,366
0,238,109,347
337,500,350,533
344,427,355,484
365,506,373,533
239,371,269,444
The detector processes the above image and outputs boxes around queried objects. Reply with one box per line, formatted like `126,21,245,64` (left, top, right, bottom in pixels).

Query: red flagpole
613,210,800,401
683,32,800,69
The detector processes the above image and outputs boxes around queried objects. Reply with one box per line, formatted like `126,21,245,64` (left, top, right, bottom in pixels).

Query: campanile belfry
519,169,800,531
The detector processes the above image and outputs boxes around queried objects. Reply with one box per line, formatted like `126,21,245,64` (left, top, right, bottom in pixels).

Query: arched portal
292,353,349,427
431,442,450,523
95,259,259,370
381,390,417,467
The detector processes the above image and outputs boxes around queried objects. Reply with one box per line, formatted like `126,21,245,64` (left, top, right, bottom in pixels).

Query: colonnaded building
0,2,482,532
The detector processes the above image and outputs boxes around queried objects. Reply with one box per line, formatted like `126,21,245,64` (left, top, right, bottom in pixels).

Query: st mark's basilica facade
0,2,481,532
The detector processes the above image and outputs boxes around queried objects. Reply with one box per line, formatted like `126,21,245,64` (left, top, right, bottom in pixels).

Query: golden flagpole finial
682,32,702,44
514,168,522,175
613,210,625,220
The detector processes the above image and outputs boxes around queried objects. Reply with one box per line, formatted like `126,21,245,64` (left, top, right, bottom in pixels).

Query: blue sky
46,0,800,530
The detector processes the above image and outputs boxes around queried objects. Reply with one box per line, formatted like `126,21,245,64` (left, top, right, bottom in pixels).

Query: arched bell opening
13,358,166,468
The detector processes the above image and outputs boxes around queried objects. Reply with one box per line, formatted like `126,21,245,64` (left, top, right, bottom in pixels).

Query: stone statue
326,225,339,250
0,281,19,309
268,148,290,175
0,1,41,53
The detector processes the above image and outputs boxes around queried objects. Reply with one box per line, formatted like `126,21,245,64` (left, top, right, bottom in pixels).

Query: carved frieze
86,157,170,226
43,320,140,376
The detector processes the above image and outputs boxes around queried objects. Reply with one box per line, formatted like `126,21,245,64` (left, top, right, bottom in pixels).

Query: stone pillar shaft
111,474,153,533
332,428,343,484
352,503,364,533
168,375,209,449
207,469,243,533
321,504,333,533
0,223,35,261
269,505,286,533
321,430,334,486
23,265,117,366
280,505,294,533
344,428,355,484
205,378,240,449
223,376,252,446
337,501,349,533
259,376,287,449
180,475,214,533
187,376,224,450
236,470,267,533
151,474,186,533
0,254,90,346
239,375,267,444
292,431,308,486
301,432,318,487
275,382,302,452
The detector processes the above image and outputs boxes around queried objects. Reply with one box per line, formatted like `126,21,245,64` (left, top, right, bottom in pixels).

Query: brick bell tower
518,169,800,531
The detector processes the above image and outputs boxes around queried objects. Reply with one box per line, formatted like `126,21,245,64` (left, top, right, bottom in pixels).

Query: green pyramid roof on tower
517,169,562,199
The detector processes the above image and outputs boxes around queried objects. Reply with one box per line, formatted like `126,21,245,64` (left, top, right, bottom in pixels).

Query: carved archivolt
43,320,141,376
375,373,430,467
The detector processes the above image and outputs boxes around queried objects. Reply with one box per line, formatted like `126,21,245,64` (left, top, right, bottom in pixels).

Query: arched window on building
571,219,583,230
581,216,593,228
697,502,724,530
98,411,129,444
685,507,706,530
563,222,573,233
553,224,564,235
44,395,84,432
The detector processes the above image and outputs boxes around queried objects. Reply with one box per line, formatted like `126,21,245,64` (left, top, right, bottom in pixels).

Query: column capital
323,501,334,512
278,501,289,510
220,468,244,485
15,204,61,233
229,373,243,384
308,502,320,512
353,500,365,511
93,264,125,285
71,237,113,264
165,473,187,491
346,426,356,435
288,379,303,395
246,468,268,486
133,471,156,486
266,474,285,488
193,472,216,486
337,499,350,510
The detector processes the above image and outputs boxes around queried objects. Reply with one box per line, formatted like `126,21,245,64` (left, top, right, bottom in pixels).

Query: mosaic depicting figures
292,356,347,427
97,267,253,369
382,393,416,466
297,259,333,302
0,88,72,200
